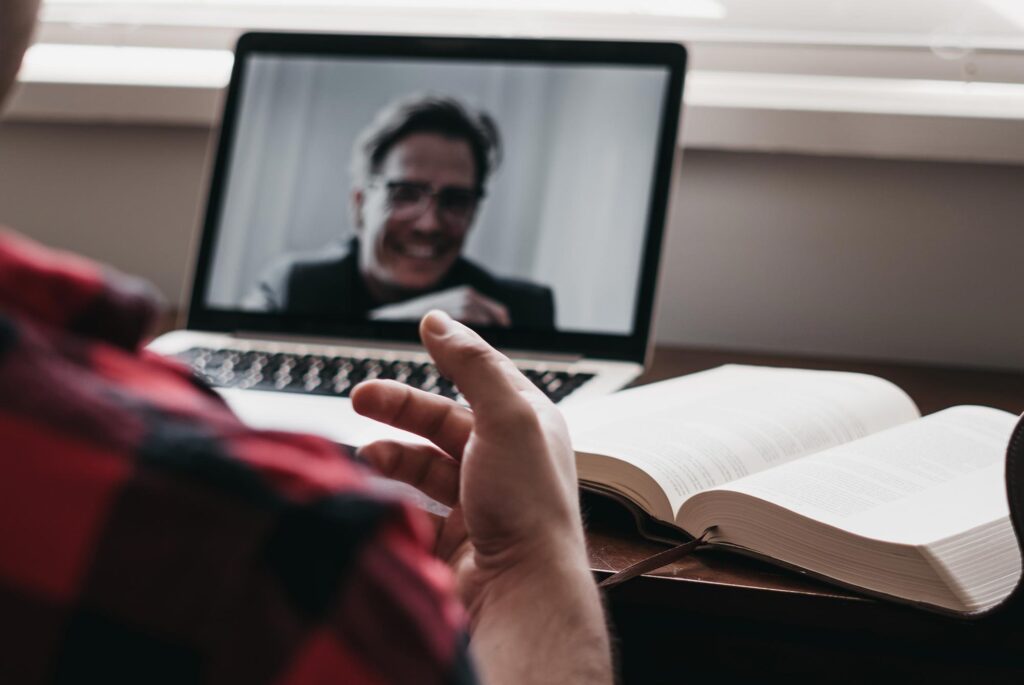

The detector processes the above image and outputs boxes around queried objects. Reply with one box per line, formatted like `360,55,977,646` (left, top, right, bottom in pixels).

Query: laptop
149,32,686,446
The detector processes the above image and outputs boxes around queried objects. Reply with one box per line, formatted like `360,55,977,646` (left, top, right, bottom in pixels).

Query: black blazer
249,242,556,330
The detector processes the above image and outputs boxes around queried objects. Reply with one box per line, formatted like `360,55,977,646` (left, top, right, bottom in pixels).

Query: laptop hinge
501,348,583,364
230,330,584,364
233,331,425,354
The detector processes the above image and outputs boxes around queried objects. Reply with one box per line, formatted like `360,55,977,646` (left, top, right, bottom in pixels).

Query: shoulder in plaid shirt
0,230,476,684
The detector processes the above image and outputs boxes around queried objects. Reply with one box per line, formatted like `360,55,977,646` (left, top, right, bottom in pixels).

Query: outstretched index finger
419,310,543,414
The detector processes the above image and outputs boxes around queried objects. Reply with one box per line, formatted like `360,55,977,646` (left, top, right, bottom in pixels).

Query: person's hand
368,285,512,327
352,309,583,608
351,310,611,685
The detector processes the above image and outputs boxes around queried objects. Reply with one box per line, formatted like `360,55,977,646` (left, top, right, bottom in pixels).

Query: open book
562,365,1022,617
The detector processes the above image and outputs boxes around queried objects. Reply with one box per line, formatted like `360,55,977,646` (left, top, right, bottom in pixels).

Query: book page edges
919,517,1023,615
579,483,692,546
677,489,1006,614
576,450,675,523
703,541,989,618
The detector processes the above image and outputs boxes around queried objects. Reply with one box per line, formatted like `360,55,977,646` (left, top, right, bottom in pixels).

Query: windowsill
6,43,1024,165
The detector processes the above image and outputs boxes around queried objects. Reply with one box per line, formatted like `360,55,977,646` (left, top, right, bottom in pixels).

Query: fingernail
422,310,454,337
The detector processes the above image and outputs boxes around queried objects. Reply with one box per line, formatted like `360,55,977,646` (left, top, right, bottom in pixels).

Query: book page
565,365,920,516
708,406,1016,544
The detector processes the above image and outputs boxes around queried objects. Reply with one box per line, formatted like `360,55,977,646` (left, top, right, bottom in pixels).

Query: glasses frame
372,179,485,226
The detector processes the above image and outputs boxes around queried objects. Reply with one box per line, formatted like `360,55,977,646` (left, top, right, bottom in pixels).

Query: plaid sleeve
0,230,161,349
0,236,477,685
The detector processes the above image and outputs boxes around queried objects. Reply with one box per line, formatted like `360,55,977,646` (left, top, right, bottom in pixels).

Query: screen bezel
186,32,686,363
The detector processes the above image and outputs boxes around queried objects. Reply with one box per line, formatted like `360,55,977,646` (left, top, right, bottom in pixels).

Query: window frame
13,1,1024,166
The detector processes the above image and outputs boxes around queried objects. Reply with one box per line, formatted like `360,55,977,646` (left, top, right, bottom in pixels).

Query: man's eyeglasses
378,180,484,225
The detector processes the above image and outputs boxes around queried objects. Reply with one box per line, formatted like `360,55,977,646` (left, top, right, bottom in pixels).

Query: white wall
0,123,209,308
657,149,1024,369
1,121,1022,369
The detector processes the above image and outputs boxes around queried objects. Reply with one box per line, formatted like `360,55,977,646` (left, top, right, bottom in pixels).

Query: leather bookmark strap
598,530,711,590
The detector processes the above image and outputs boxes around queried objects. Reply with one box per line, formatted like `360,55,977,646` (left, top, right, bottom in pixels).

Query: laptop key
174,347,592,403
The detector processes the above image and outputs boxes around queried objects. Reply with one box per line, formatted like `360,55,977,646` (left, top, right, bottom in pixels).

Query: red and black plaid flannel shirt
0,231,476,684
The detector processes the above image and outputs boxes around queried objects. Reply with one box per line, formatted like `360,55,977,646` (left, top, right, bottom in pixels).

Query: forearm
468,551,613,685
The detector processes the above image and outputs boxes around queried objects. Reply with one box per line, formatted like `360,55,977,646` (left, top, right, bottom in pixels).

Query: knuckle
503,400,543,432
411,448,433,486
450,337,496,367
424,400,457,442
387,384,416,424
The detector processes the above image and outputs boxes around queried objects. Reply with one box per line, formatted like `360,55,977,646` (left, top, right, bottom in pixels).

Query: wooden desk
589,346,1024,682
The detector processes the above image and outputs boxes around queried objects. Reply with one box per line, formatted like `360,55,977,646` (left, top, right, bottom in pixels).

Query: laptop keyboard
174,347,594,404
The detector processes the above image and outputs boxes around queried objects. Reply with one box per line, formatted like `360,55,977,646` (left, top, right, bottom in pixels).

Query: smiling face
353,132,479,301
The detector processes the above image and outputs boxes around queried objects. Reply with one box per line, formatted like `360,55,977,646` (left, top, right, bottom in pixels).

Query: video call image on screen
204,54,669,335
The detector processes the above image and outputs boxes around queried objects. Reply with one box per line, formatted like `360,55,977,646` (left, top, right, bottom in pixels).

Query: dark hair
351,94,502,190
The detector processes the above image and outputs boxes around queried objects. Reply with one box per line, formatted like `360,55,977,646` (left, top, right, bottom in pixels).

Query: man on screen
247,95,556,329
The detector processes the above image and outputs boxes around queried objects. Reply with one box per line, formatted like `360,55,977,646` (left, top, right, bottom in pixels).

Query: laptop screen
189,34,685,363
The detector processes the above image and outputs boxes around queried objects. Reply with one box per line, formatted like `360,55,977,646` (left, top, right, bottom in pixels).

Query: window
21,1,1024,163
39,1,1024,58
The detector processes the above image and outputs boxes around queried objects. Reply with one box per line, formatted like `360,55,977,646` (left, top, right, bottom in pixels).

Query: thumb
419,310,537,414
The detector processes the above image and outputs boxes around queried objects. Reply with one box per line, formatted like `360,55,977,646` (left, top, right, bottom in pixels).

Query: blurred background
2,0,1023,366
